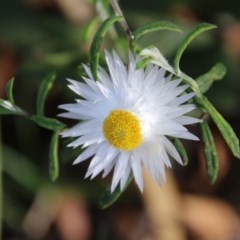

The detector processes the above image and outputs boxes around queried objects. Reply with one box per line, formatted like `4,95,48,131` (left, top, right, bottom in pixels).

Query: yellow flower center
103,110,142,151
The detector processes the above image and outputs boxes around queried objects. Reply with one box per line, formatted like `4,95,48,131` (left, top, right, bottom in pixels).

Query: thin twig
111,0,134,46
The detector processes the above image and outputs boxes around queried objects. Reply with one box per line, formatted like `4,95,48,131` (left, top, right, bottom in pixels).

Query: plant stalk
111,0,134,46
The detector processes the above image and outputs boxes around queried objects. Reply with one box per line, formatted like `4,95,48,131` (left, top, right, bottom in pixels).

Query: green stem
179,71,202,97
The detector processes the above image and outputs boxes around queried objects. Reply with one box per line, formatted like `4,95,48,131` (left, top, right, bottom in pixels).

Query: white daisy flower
59,50,200,192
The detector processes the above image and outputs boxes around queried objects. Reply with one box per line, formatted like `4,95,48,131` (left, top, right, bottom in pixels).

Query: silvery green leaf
200,120,219,183
0,100,25,115
6,78,15,104
173,138,188,166
140,46,175,74
174,23,217,74
49,131,60,181
90,15,123,80
133,21,182,42
36,72,56,116
196,63,226,94
31,115,65,131
0,100,16,111
198,96,240,159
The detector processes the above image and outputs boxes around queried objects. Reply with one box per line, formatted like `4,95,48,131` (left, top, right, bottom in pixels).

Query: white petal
141,142,166,184
156,121,188,135
167,104,196,119
67,79,97,100
164,79,181,91
111,152,130,192
170,92,195,106
82,64,94,79
102,160,115,178
85,143,109,178
175,115,201,125
162,137,182,164
58,112,84,120
61,119,101,137
130,155,143,192
120,165,131,190
102,147,119,169
171,131,199,141
98,66,112,89
73,145,97,164
68,133,102,148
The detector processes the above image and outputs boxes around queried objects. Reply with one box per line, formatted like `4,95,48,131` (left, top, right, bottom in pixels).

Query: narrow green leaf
36,72,56,116
49,131,60,181
200,120,219,183
133,21,182,42
198,96,240,159
196,63,227,93
90,15,123,80
0,99,12,109
98,174,133,209
173,138,188,166
0,100,26,116
5,78,15,104
31,115,65,131
174,23,217,74
0,108,16,115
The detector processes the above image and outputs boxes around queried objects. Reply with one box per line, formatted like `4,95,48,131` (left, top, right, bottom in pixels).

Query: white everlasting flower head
59,50,200,192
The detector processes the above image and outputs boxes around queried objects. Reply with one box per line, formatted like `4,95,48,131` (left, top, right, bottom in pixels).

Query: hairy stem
111,0,134,46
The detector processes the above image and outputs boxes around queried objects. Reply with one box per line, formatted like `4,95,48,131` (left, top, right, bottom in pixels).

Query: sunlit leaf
36,72,56,116
173,138,188,166
49,131,60,181
198,96,240,159
5,78,15,104
140,46,175,74
133,21,182,42
31,115,65,131
200,120,219,183
196,63,227,94
98,174,133,209
0,100,26,116
174,23,217,74
0,99,15,111
90,15,123,80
